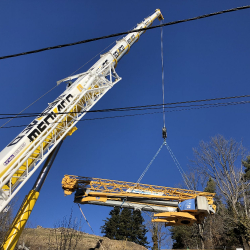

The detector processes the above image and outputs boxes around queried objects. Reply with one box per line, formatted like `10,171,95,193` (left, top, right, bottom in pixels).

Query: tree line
101,135,250,249
0,135,249,249
171,135,250,249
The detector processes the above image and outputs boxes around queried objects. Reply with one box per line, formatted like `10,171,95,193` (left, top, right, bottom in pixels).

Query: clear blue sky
0,0,250,244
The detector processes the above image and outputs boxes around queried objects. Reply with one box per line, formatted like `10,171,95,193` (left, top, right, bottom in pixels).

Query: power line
0,94,249,120
0,5,249,60
1,99,249,129
0,84,58,129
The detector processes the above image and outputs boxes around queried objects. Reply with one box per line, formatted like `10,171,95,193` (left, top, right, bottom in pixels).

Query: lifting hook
162,126,167,140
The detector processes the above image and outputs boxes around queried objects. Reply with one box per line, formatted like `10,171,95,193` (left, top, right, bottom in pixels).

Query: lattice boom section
62,175,215,204
2,75,115,195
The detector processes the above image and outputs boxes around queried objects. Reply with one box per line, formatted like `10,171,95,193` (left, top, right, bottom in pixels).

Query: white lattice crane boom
0,9,164,213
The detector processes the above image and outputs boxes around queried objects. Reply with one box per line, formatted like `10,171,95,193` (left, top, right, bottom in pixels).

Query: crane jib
0,9,164,214
7,93,74,147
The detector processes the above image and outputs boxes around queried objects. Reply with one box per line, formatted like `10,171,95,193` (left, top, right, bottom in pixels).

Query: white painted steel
0,9,163,212
84,200,177,213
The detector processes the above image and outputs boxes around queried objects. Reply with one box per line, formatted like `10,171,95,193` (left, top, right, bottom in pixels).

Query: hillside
17,226,147,250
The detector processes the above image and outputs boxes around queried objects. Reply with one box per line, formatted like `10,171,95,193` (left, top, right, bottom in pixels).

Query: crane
62,175,216,226
0,9,164,213
0,9,164,250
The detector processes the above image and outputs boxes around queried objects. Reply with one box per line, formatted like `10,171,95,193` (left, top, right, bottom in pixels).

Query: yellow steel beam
62,175,215,204
1,190,39,250
153,212,197,226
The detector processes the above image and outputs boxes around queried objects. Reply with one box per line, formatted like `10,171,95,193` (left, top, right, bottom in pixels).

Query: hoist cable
160,20,165,128
1,5,250,60
165,142,193,190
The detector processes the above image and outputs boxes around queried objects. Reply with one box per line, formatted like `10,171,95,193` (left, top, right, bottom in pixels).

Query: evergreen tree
242,155,250,180
170,224,201,249
203,177,216,193
100,207,120,239
116,207,132,241
101,207,148,247
131,210,149,247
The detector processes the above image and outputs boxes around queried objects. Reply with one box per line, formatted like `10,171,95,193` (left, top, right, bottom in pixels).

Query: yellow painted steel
1,190,39,250
153,212,197,226
156,9,164,20
81,196,107,203
62,175,215,204
0,77,89,192
62,175,215,226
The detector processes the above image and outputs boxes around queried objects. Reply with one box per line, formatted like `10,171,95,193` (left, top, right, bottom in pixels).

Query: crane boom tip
155,9,164,20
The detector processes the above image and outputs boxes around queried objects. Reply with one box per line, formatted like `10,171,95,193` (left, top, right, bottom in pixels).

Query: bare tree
47,209,82,250
145,212,171,250
191,135,250,249
0,198,19,246
0,206,13,244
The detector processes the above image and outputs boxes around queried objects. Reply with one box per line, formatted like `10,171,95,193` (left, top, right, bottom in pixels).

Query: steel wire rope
165,142,193,190
120,141,165,208
1,94,250,120
136,141,165,184
0,38,123,129
0,20,142,130
160,20,166,128
68,42,117,77
77,204,106,249
1,100,250,129
67,18,139,77
1,5,250,60
0,84,58,129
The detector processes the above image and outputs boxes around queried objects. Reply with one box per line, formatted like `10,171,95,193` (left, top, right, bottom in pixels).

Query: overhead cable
0,94,250,120
0,5,249,60
0,84,58,129
1,99,250,129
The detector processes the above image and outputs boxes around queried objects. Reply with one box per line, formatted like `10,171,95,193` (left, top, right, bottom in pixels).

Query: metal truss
62,175,215,203
0,63,121,213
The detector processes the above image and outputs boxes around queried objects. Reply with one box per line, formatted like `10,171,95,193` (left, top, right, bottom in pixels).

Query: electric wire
1,5,249,60
1,99,249,120
68,42,116,77
1,94,250,120
1,99,250,129
0,84,58,129
68,19,137,77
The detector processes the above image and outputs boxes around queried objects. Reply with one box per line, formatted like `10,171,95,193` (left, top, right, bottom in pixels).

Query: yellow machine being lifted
62,175,216,226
